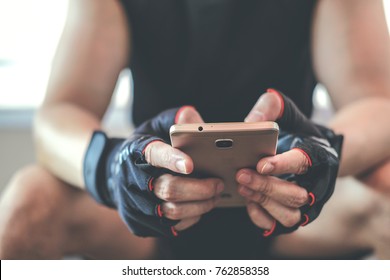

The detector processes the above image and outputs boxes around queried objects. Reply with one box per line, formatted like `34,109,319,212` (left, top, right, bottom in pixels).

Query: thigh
0,165,157,259
62,178,157,259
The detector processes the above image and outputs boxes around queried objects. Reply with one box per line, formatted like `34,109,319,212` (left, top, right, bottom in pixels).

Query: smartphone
169,122,279,207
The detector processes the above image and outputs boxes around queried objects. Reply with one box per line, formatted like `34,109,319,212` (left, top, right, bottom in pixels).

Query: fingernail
238,172,251,184
175,159,188,174
261,162,274,174
217,182,224,193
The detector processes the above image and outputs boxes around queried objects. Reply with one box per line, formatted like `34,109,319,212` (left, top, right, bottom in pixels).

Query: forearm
34,103,101,189
329,97,390,177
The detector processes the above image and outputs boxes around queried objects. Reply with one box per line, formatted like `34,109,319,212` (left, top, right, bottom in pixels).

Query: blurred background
0,0,390,193
0,0,134,192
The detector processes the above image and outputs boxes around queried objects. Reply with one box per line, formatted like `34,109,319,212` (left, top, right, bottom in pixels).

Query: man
0,0,389,259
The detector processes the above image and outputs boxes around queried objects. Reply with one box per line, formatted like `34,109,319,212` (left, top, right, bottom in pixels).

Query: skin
33,0,313,233
150,0,390,234
1,0,390,258
240,0,390,258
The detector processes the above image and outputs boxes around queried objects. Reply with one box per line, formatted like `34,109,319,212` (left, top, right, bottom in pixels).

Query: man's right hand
83,107,224,237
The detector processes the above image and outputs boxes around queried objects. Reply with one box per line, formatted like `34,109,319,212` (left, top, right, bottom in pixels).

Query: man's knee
360,158,390,195
365,194,390,257
334,177,378,226
1,165,70,218
0,165,71,258
358,159,390,256
338,177,390,257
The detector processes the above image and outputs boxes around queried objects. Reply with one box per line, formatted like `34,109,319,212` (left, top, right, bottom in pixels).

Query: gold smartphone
169,122,279,207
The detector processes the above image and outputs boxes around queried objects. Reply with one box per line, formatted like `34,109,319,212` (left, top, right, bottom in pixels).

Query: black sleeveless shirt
120,0,317,259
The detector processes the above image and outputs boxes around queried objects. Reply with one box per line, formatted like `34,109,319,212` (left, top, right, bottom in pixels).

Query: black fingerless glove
83,107,190,237
262,89,343,237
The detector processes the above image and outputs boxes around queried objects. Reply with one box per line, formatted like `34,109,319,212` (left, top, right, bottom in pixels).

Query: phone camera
198,126,203,131
215,139,233,148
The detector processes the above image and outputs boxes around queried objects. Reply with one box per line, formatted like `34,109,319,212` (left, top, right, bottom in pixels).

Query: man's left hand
237,89,343,236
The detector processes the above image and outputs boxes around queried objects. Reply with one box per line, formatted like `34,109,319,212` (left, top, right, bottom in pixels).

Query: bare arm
236,0,390,232
33,1,221,234
34,0,130,188
312,0,390,176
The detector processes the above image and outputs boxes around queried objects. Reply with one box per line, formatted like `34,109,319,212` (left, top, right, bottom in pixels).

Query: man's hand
84,107,223,237
145,107,224,232
237,89,342,236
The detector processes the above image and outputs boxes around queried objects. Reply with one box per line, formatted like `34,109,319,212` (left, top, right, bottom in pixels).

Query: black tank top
120,0,317,259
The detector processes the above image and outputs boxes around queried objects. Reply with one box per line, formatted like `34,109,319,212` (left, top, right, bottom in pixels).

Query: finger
161,199,217,220
236,169,308,207
173,216,201,231
154,174,224,202
245,91,282,122
175,106,204,124
246,202,275,230
144,141,193,174
240,187,301,228
256,149,311,176
266,89,322,137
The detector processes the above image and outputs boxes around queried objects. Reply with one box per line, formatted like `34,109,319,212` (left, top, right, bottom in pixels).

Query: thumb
245,91,282,122
175,106,204,124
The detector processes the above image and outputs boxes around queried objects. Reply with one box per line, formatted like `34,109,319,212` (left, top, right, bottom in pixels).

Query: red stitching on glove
174,105,196,124
156,204,163,217
308,192,316,206
267,88,285,119
263,220,277,237
171,226,179,237
148,177,155,192
292,147,313,167
300,214,310,227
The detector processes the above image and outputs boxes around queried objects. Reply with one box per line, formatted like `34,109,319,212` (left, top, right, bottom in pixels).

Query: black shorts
155,208,274,260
